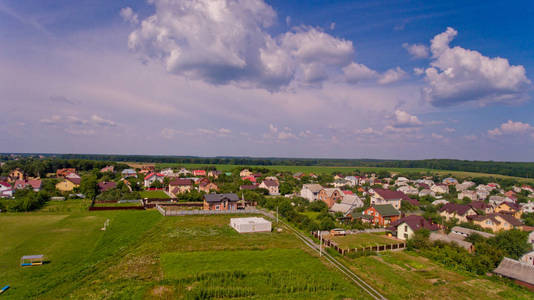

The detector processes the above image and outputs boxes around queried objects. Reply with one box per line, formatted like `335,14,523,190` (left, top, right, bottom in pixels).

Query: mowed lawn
345,251,533,300
0,211,370,299
139,190,170,199
331,233,402,249
0,211,162,300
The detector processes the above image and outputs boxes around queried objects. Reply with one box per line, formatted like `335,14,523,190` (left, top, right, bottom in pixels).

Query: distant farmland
154,162,534,183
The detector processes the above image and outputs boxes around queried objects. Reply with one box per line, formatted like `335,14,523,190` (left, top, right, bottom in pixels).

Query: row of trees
0,189,50,212
0,157,129,178
408,229,531,275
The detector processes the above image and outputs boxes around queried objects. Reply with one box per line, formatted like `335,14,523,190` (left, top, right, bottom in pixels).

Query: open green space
343,251,532,299
0,211,369,299
161,249,360,298
139,190,169,199
331,233,400,249
37,199,91,213
155,162,534,183
2,199,532,299
93,201,143,207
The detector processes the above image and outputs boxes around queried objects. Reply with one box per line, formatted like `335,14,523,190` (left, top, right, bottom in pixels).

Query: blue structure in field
0,285,9,294
20,255,44,266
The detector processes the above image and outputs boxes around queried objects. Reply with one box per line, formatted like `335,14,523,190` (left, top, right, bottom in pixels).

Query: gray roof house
493,257,534,289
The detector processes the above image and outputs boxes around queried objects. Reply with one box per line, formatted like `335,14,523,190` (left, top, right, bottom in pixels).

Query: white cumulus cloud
343,62,378,83
125,0,375,90
120,7,139,24
422,27,531,106
378,67,407,84
402,43,429,59
392,110,422,128
488,120,533,137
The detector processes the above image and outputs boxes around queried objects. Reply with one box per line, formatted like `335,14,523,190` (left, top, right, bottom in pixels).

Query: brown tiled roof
439,203,473,216
373,188,404,200
169,178,192,186
389,215,439,232
240,184,259,190
66,177,81,185
262,179,279,187
469,201,490,211
27,179,42,189
98,181,117,192
469,213,523,227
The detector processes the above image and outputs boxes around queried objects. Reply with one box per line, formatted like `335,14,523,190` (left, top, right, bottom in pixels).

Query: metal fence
156,205,261,216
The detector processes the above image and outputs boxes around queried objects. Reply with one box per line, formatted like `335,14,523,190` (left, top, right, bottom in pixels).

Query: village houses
439,203,477,223
143,173,164,188
300,184,323,201
168,178,193,197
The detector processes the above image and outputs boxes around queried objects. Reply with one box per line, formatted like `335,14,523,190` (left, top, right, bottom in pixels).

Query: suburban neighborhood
2,154,534,297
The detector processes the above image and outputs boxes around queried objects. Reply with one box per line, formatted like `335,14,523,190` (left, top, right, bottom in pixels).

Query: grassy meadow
0,209,369,299
1,198,532,299
139,190,170,199
342,251,532,299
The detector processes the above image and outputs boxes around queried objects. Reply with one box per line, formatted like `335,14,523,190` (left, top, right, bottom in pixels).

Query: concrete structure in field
230,217,272,233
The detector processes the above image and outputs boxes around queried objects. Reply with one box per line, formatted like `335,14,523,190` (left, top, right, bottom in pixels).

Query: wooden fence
311,231,406,255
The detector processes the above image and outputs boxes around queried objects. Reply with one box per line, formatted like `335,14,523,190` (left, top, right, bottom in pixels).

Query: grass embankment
139,190,169,199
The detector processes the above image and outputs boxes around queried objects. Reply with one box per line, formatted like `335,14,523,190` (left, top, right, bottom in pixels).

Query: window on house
404,233,408,239
215,205,220,210
404,225,408,231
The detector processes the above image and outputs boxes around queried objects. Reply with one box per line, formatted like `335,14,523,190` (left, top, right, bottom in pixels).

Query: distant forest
2,153,534,179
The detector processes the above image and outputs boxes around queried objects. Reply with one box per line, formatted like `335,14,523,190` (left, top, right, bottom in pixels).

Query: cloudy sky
1,0,534,161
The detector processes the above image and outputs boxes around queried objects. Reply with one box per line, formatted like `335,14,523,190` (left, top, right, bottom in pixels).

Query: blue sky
1,0,534,161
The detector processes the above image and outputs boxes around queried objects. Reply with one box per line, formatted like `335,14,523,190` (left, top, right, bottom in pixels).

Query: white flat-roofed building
230,217,272,233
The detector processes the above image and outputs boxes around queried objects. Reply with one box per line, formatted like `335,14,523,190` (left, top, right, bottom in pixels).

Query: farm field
153,162,534,182
139,190,170,199
343,251,532,299
0,210,370,299
331,233,401,249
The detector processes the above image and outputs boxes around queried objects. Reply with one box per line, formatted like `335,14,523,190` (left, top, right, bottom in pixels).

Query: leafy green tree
279,182,294,195
80,174,98,200
487,229,530,260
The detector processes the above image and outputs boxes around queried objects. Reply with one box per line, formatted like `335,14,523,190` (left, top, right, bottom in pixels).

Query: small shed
230,217,271,233
21,255,44,266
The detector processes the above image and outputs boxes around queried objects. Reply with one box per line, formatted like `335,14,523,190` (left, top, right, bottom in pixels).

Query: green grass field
342,251,532,299
154,162,534,183
139,190,169,199
161,249,361,298
0,211,369,299
2,201,532,299
332,233,400,249
93,201,143,207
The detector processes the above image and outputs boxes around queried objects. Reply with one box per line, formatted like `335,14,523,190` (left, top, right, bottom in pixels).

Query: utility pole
319,230,322,257
276,206,279,224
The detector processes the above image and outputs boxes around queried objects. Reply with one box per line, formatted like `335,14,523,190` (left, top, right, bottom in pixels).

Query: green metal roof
372,204,400,217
